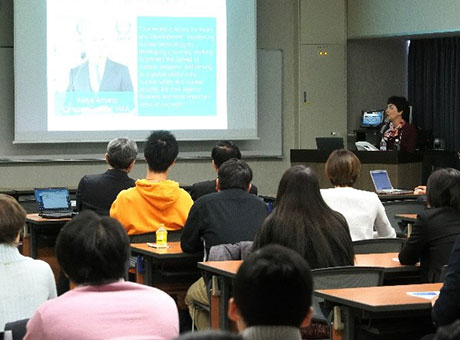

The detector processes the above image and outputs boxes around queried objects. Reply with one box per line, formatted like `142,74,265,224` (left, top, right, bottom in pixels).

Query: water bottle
379,138,387,151
394,138,400,151
156,224,168,248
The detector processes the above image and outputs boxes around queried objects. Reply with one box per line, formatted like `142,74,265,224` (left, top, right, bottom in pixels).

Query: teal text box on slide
137,17,217,116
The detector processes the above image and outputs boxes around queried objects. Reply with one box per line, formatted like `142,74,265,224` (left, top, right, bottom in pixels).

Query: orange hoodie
110,179,193,235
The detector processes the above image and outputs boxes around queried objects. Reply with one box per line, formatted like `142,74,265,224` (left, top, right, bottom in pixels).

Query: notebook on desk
370,170,413,195
34,187,74,218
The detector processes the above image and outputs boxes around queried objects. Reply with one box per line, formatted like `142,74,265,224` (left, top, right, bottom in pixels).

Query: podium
290,150,423,191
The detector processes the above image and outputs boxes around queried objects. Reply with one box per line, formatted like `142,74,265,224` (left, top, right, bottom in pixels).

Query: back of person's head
56,210,130,285
427,168,460,210
230,244,313,328
211,141,242,168
434,319,460,340
0,194,26,245
387,96,410,121
174,330,243,340
253,165,354,268
106,137,138,170
325,149,361,187
217,159,252,191
144,130,178,172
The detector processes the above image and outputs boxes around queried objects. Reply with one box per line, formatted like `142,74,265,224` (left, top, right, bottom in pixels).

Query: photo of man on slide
65,23,135,113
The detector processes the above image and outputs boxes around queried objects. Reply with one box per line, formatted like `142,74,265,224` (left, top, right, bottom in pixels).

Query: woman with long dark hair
253,165,354,269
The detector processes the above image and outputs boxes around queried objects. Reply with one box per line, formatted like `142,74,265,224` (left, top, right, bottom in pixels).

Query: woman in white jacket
321,149,396,241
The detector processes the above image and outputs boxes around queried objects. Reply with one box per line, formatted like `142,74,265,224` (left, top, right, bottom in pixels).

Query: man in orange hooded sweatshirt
110,130,193,235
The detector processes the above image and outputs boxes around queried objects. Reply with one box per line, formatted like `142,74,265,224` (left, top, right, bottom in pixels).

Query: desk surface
316,282,442,313
354,252,418,272
26,213,71,224
131,242,202,260
395,213,418,222
198,260,242,279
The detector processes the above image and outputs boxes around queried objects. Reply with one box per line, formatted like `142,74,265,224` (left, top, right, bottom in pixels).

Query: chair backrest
312,266,384,322
129,230,183,243
4,318,28,340
353,238,405,254
382,199,426,235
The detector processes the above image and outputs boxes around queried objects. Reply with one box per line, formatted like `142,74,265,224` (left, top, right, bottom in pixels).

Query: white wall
348,0,460,38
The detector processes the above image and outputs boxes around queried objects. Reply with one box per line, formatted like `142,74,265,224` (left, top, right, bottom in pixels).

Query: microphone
380,118,389,135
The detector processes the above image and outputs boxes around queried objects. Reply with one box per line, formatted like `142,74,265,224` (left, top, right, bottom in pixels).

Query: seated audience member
414,185,427,195
190,141,258,201
0,194,56,329
432,234,460,326
321,149,396,240
77,137,138,215
432,320,460,340
110,130,193,235
253,165,354,269
181,159,268,329
399,168,460,282
24,211,179,340
228,244,313,340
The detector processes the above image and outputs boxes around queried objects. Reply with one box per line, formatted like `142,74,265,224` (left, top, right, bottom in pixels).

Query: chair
4,318,28,340
353,238,405,254
382,200,426,236
129,229,183,243
312,266,384,323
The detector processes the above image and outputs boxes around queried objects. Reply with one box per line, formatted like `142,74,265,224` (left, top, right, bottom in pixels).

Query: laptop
315,137,344,151
34,188,74,218
369,170,413,195
361,109,385,128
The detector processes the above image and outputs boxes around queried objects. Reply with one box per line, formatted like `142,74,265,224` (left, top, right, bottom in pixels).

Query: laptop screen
370,170,393,191
361,110,384,128
34,188,71,210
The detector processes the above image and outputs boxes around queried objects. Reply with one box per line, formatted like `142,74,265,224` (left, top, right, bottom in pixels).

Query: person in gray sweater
228,244,313,340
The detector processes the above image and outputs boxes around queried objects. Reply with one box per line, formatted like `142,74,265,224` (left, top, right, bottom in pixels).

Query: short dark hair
326,149,361,187
144,130,178,172
387,96,410,121
233,244,313,327
217,159,252,191
0,194,26,244
211,141,242,168
56,210,130,285
434,319,460,340
427,168,460,210
174,330,243,340
106,137,138,169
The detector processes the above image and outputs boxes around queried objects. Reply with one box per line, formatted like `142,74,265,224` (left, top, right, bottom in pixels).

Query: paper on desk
407,291,439,300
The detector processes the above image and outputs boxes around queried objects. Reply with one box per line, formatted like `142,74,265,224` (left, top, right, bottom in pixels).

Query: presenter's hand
413,185,427,195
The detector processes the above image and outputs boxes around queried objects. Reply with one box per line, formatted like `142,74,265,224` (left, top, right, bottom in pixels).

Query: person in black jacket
399,168,460,282
190,141,258,201
76,137,137,216
432,235,460,326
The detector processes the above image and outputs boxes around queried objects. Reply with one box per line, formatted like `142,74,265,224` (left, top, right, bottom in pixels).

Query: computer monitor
361,109,384,128
315,137,344,151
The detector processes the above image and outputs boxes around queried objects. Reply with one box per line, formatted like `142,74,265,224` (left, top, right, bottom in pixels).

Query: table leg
219,276,232,330
341,306,355,340
143,257,153,286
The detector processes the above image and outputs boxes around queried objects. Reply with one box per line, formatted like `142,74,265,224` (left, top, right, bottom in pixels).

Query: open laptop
369,170,413,195
34,188,74,218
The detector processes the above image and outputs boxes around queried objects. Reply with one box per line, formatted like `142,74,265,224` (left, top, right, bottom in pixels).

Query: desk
315,283,441,340
130,242,203,310
24,214,70,279
197,260,242,329
355,252,420,284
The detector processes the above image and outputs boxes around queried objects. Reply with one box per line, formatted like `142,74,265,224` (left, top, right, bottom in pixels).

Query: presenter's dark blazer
432,234,460,326
76,169,136,216
67,58,133,92
399,206,460,282
190,179,258,201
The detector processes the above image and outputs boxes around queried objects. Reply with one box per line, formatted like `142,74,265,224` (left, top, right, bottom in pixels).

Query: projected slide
47,0,227,131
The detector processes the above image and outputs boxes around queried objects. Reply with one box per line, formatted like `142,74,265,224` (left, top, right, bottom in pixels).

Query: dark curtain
408,37,460,151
